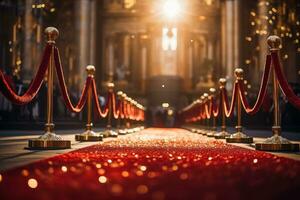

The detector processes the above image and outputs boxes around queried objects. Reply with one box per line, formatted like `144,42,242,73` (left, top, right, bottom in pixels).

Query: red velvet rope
222,82,238,117
237,55,272,115
110,92,120,119
123,101,128,119
200,103,206,119
272,52,300,109
195,103,202,121
91,79,109,118
54,47,90,113
119,99,125,119
128,102,132,119
212,94,220,118
0,44,52,105
205,100,212,119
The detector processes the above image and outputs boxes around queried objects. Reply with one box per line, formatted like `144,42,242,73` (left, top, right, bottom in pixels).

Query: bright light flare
162,103,170,108
163,0,181,19
162,27,177,51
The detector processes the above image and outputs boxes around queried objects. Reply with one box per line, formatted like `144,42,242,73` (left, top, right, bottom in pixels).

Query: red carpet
0,128,300,200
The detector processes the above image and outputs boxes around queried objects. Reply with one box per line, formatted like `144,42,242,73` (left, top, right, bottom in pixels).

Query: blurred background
0,0,300,130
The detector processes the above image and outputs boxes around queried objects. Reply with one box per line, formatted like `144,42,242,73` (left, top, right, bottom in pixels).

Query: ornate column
75,0,90,87
22,0,33,83
130,34,139,84
207,37,214,60
123,34,130,68
221,0,240,89
188,39,193,87
140,34,148,92
107,35,115,81
89,0,97,65
233,0,240,68
257,0,268,74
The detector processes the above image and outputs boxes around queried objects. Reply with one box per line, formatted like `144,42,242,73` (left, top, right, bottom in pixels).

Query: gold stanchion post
116,91,123,130
207,88,217,137
255,36,299,151
28,27,71,149
125,96,133,133
192,99,201,134
75,65,103,141
215,78,231,139
101,82,118,138
126,97,135,134
201,93,209,135
196,96,205,134
117,91,127,135
226,68,253,143
119,93,129,135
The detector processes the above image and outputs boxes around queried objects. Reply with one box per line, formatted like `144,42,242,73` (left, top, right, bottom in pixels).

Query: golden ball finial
234,68,244,80
209,87,216,94
121,93,127,98
86,65,95,76
203,93,209,99
267,35,281,51
45,27,59,43
106,82,115,90
219,78,227,88
117,91,123,96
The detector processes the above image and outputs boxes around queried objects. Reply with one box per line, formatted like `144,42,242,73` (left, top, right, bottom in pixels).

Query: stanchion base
75,134,103,142
255,143,299,152
118,129,128,135
226,137,253,144
255,135,299,152
101,130,118,138
206,131,216,137
214,131,230,139
28,139,71,150
126,129,135,134
201,130,207,135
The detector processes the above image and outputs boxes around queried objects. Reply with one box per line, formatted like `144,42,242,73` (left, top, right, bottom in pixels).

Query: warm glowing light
28,178,38,189
162,103,169,108
179,173,189,180
61,166,68,172
140,165,147,171
96,163,102,168
167,109,174,116
21,169,29,177
162,27,177,51
163,0,180,19
98,176,107,183
98,168,105,175
121,171,129,177
136,184,149,194
111,184,123,194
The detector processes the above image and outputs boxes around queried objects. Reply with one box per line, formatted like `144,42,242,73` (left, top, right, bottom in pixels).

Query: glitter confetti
0,128,299,200
27,178,38,189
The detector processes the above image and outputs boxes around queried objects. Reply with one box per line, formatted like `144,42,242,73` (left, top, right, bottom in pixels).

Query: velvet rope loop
111,92,120,119
91,79,109,118
212,94,220,118
272,52,300,109
54,47,90,113
222,82,238,118
237,55,272,115
0,44,52,105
